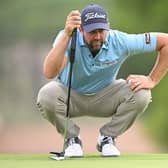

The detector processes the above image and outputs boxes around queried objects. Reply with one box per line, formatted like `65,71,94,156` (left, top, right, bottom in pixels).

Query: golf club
49,28,77,161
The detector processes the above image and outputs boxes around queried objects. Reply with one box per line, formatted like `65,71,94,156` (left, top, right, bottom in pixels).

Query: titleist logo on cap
81,4,109,32
85,12,106,22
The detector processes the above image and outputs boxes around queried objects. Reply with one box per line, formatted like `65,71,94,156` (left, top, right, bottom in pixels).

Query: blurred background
0,0,167,154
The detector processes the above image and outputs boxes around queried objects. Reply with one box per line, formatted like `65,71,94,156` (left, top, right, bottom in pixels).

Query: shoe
97,135,120,157
64,137,83,158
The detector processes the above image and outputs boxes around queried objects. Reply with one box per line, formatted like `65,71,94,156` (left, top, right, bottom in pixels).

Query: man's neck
91,50,99,57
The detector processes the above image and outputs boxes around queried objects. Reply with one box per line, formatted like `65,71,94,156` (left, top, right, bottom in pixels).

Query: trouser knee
133,89,152,112
37,82,55,112
36,81,67,117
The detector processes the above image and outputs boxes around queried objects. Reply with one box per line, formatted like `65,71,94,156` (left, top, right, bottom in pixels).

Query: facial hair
87,40,103,57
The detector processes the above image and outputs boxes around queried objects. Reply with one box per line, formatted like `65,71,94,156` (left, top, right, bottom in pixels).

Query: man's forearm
149,45,168,86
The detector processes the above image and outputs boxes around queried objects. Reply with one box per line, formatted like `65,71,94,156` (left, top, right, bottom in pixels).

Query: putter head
49,151,65,161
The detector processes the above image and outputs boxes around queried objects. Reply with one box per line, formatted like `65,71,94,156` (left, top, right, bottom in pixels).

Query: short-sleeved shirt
53,29,157,94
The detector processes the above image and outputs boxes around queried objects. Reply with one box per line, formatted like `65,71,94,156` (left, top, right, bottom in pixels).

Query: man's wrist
148,75,158,87
64,29,73,37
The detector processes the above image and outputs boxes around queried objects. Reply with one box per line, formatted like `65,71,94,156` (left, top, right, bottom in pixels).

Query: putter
49,28,77,161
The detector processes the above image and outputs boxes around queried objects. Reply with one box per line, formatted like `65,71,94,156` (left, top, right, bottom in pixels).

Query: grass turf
0,154,168,168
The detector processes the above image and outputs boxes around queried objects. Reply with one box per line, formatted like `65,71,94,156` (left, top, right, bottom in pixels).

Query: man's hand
126,74,156,92
64,10,81,36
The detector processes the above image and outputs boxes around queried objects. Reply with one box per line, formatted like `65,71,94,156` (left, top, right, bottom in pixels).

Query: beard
87,40,103,56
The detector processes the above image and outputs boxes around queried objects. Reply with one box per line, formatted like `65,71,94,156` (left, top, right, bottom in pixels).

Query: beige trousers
37,79,151,139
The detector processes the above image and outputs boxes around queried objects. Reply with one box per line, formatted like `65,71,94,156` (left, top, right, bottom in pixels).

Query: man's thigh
84,79,131,117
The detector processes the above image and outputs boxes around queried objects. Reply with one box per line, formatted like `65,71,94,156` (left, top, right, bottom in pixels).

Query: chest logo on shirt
145,33,151,44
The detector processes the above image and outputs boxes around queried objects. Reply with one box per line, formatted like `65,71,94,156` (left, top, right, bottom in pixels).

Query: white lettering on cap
85,12,106,22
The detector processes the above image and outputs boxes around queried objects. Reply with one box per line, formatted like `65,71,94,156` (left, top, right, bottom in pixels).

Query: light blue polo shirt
53,29,157,94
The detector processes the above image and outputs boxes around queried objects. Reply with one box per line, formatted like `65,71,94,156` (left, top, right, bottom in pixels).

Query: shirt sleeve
114,31,157,56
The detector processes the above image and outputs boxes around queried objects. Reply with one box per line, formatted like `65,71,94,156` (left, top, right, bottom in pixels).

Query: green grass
0,154,168,168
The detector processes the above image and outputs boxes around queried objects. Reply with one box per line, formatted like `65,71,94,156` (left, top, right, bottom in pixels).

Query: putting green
0,154,168,168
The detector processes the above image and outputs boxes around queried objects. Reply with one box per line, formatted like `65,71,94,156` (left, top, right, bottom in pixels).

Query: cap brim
83,23,109,33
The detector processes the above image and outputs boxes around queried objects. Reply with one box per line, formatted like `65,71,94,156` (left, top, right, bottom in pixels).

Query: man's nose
94,32,101,39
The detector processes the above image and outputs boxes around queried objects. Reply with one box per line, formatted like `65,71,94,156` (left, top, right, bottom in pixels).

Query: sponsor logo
85,12,106,22
145,33,151,44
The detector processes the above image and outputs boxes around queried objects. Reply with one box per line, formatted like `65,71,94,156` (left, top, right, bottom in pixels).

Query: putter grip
70,28,77,63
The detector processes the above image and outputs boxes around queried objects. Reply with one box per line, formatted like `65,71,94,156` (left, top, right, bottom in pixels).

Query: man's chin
88,43,102,54
93,46,101,52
